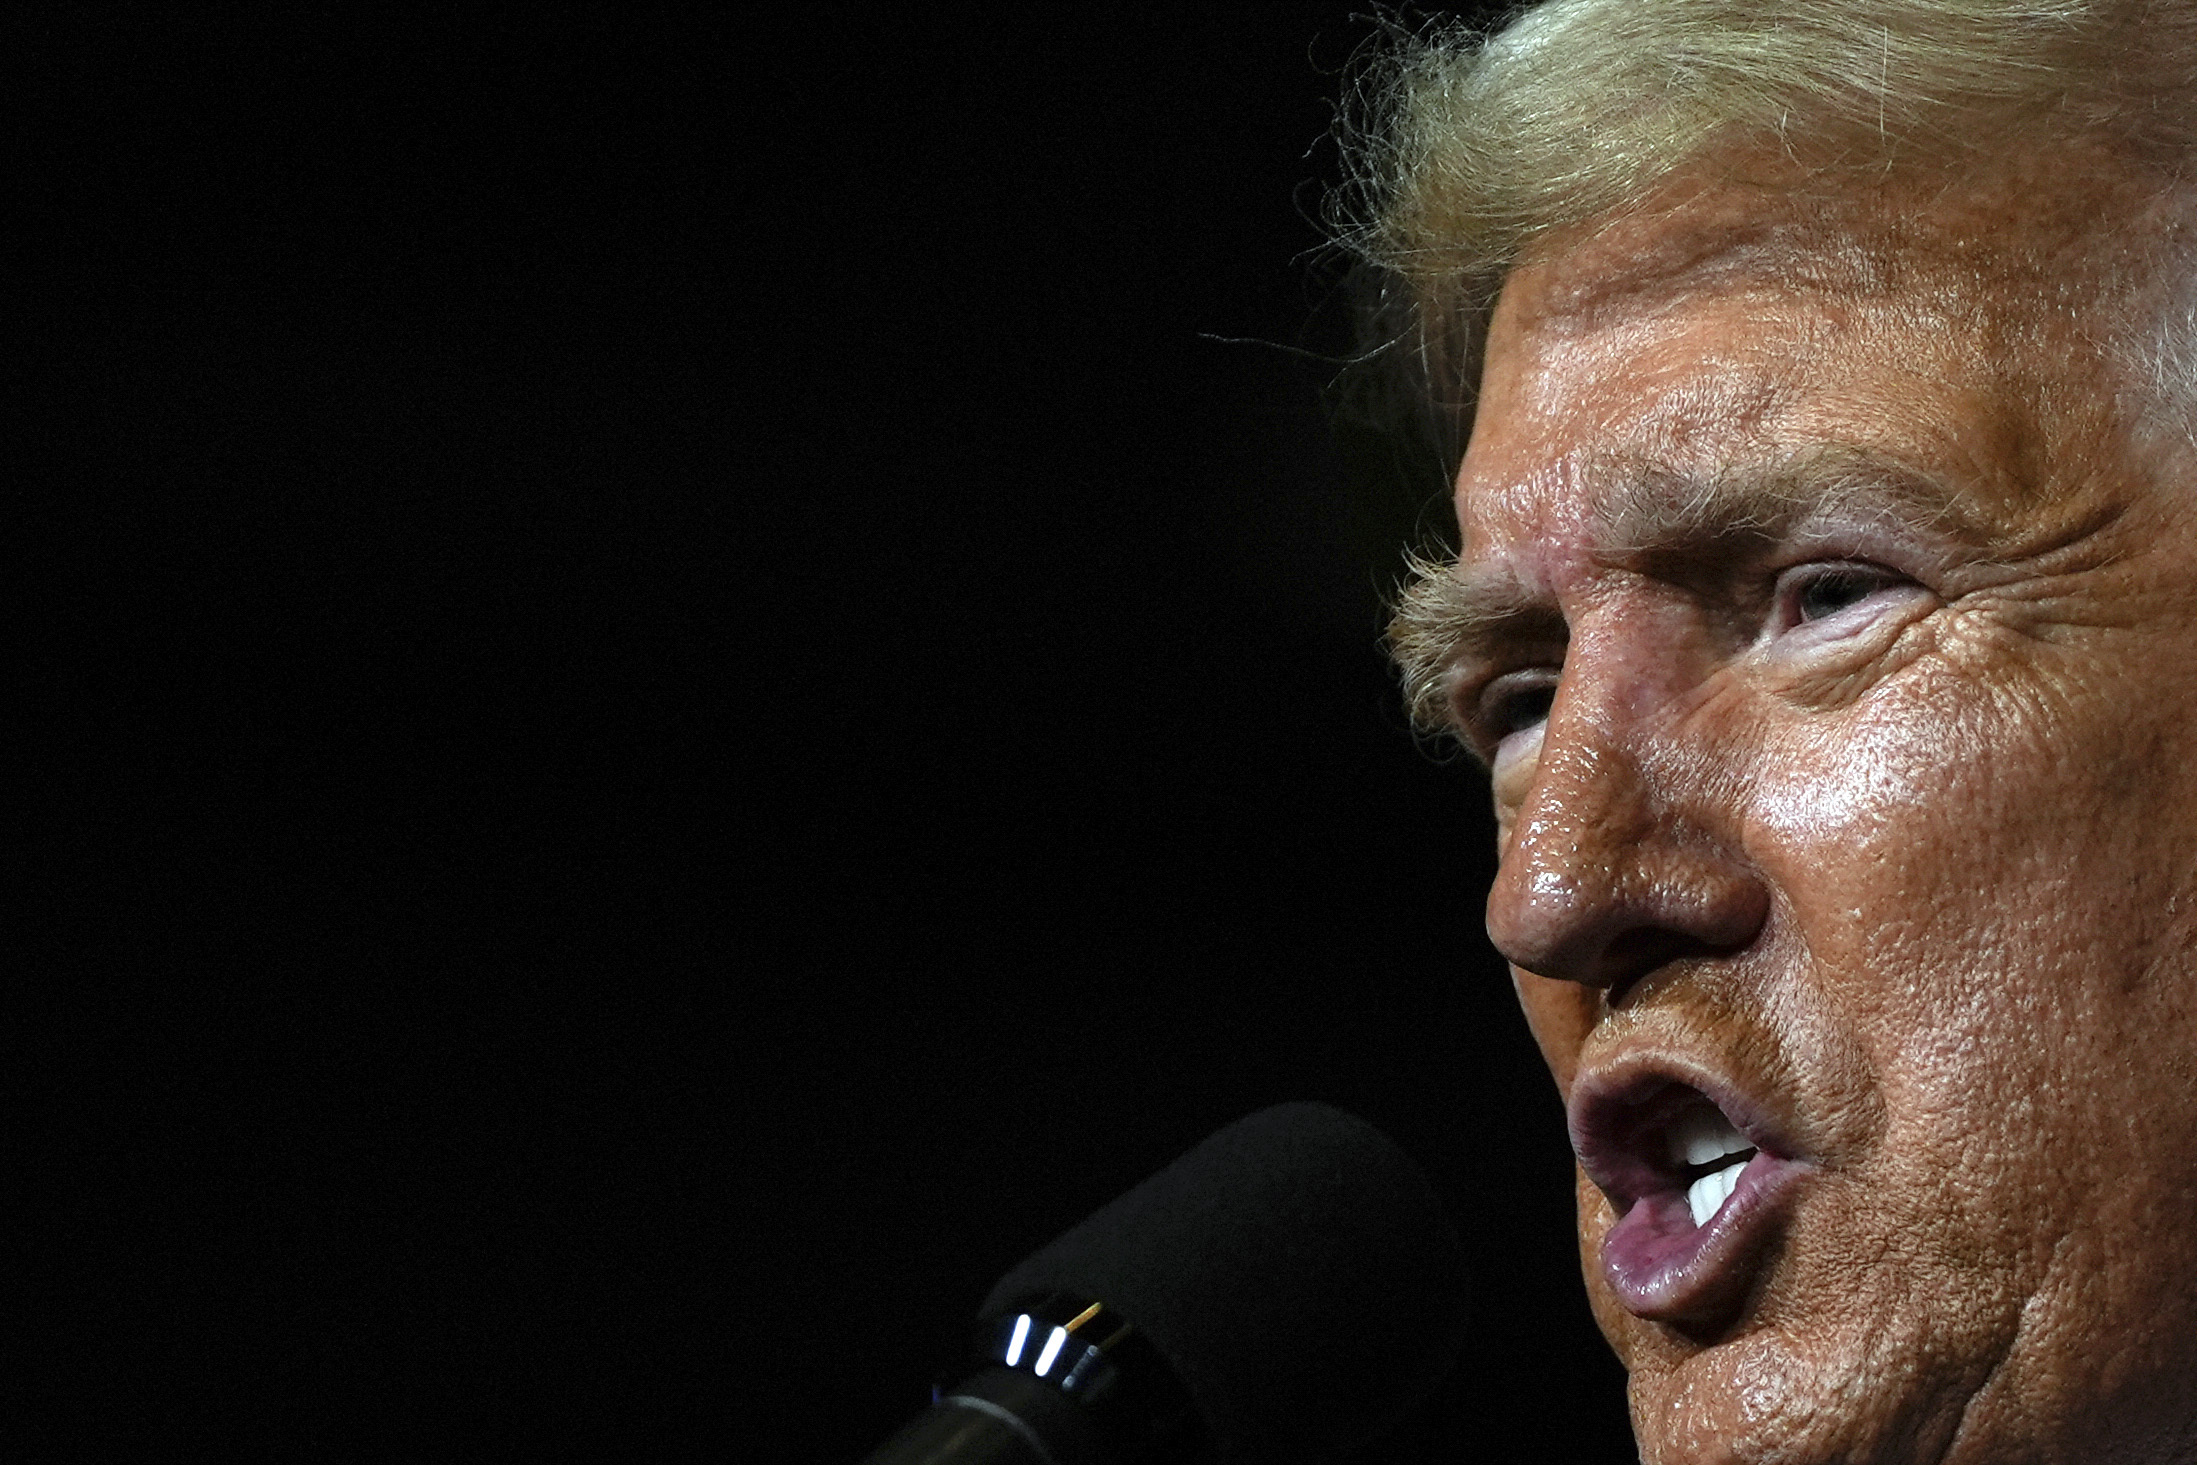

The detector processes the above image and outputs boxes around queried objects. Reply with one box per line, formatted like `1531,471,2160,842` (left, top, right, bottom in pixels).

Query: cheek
1742,704,2060,1161
1743,678,2050,985
1745,660,2194,1026
1744,665,2197,1282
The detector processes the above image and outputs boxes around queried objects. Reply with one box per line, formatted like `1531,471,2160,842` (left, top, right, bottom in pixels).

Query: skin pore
1430,151,2197,1462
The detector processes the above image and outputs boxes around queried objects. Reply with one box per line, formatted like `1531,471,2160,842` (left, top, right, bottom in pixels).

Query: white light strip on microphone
1032,1325,1068,1377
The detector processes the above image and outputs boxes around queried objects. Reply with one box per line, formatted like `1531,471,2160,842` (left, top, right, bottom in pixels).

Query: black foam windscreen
980,1103,1466,1464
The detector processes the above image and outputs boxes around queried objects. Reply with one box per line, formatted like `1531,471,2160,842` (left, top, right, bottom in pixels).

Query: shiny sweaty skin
1444,153,2197,1463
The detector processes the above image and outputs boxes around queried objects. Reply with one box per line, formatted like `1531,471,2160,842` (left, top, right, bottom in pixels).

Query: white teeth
1668,1106,1749,1168
1685,1158,1749,1228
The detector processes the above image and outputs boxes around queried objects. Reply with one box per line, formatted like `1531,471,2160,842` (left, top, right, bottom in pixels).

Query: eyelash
1774,561,1905,630
1474,670,1559,743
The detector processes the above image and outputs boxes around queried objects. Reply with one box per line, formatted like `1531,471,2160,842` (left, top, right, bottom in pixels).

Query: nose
1484,658,1768,991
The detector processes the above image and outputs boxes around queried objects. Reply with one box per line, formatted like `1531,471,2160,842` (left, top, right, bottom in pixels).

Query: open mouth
1570,1074,1808,1327
1670,1103,1758,1227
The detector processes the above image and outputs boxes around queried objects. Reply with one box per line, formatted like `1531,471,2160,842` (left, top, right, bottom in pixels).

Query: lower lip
1599,1152,1809,1325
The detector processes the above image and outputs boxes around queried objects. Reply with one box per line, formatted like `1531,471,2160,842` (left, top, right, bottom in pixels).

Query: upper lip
1568,1049,1799,1211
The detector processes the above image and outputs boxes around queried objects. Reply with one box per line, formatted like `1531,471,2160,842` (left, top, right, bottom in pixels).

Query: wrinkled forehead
1495,145,2167,338
1458,157,2171,559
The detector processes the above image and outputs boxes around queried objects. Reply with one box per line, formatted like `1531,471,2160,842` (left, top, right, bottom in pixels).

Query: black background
26,5,1633,1458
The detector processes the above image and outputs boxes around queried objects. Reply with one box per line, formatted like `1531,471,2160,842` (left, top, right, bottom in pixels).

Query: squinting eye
1478,670,1559,740
1787,564,1896,624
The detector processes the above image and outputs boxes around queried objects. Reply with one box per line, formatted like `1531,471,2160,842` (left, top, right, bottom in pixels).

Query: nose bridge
1486,615,1765,988
1502,627,1662,916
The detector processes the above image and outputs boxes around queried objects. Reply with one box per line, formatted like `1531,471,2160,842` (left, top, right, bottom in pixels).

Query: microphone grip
863,1367,1109,1465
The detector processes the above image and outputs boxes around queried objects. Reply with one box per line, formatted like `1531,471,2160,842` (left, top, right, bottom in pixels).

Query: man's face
1446,168,2197,1461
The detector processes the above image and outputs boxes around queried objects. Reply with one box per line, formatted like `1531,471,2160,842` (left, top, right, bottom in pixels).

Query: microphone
862,1102,1467,1465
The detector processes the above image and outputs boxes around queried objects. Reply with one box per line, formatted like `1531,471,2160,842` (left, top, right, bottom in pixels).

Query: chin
1600,1268,2197,1465
1578,1178,2013,1465
1617,1327,1975,1465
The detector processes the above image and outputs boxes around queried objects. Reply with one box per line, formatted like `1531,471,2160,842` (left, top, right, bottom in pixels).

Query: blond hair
1332,0,2197,431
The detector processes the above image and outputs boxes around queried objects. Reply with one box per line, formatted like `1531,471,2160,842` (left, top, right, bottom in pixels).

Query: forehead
1453,166,2145,573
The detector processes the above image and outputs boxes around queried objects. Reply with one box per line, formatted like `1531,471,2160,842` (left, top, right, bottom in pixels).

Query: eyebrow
1593,449,1975,556
1389,553,1560,737
1387,448,1979,736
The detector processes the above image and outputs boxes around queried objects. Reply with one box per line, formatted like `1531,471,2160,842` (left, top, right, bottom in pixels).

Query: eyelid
1786,557,1889,595
1776,557,1902,596
1776,556,1899,580
1763,558,1929,644
1471,666,1561,746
